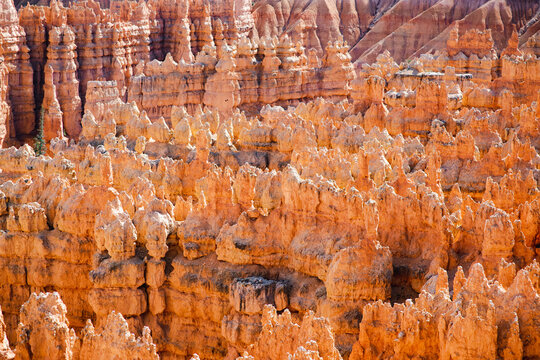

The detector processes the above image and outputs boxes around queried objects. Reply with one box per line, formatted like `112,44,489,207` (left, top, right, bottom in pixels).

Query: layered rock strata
0,0,538,144
0,80,539,357
0,1,537,359
0,0,35,140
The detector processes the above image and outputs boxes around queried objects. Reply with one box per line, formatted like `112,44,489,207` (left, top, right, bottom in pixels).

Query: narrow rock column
45,25,82,139
0,0,35,137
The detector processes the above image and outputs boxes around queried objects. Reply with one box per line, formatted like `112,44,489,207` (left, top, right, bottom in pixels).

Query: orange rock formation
0,0,539,359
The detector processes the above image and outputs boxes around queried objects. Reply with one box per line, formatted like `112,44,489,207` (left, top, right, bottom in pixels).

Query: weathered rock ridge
0,0,538,145
0,0,538,360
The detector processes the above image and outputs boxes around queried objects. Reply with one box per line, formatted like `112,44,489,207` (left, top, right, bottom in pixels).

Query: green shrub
34,106,46,156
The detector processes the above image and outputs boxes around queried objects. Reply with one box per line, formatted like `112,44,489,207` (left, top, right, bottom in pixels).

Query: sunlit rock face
0,0,34,142
0,0,539,359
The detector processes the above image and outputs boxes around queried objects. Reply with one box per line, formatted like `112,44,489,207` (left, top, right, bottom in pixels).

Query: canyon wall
0,0,34,141
0,0,538,144
252,0,540,64
0,26,539,356
0,1,538,359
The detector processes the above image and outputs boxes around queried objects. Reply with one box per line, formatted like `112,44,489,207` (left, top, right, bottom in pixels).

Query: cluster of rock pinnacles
0,0,539,359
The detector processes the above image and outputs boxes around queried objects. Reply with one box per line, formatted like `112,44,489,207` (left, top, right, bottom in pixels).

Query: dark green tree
34,106,46,156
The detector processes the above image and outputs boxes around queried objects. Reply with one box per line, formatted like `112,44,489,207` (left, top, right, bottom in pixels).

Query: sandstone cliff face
4,0,540,145
0,1,538,359
0,0,34,142
253,0,540,64
45,24,82,138
6,0,250,141
0,71,539,358
0,0,536,144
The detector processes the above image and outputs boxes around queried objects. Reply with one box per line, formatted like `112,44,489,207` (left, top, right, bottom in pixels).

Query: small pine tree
34,106,46,156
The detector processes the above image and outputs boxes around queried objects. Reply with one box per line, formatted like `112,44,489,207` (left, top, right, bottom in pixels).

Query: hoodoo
0,0,539,359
